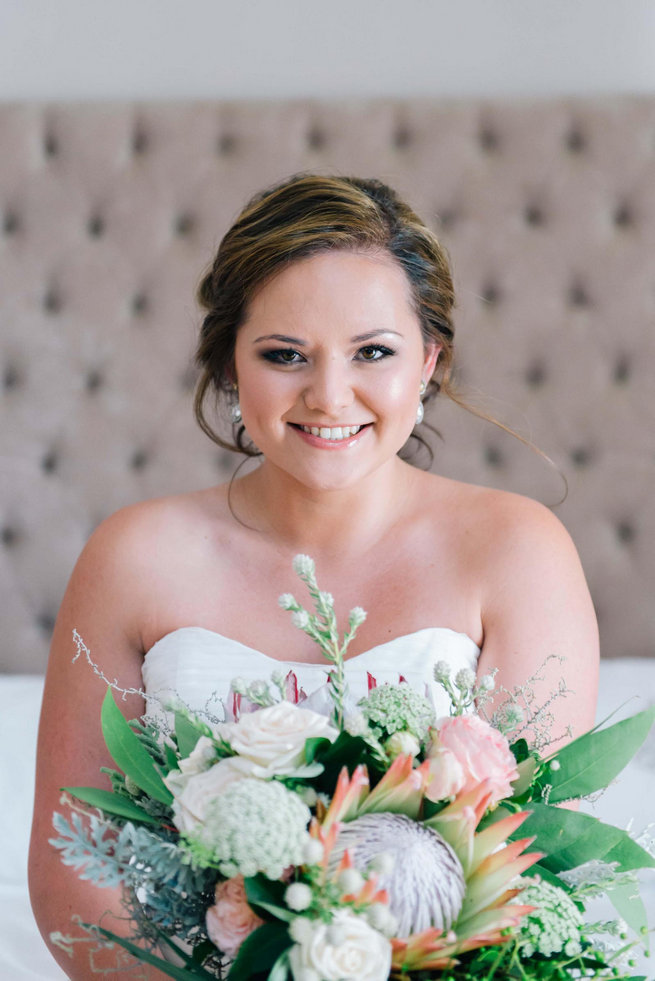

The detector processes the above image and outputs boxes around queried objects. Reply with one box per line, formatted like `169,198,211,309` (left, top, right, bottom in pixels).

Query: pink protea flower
431,715,519,806
205,875,264,960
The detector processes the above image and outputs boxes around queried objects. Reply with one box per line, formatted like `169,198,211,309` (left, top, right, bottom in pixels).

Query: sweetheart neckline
144,625,481,667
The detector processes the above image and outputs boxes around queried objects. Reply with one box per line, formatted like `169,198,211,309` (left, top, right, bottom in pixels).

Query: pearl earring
229,386,242,424
415,381,427,425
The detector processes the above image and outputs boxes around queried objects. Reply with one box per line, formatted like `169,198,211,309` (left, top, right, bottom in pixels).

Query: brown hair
194,172,457,462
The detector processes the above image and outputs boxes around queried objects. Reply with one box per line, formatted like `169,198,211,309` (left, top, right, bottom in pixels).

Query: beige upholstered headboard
1,98,654,672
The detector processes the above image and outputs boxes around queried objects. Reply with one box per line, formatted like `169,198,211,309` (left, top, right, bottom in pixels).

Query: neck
232,457,418,556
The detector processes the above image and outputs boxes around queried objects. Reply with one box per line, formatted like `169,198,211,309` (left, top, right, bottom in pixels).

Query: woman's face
233,250,439,492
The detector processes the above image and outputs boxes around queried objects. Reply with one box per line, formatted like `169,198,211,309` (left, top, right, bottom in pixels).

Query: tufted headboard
1,98,654,673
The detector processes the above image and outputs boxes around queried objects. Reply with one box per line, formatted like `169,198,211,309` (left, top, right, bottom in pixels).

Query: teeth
300,425,362,440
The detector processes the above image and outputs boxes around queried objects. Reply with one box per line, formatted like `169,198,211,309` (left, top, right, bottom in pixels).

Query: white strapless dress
142,626,480,722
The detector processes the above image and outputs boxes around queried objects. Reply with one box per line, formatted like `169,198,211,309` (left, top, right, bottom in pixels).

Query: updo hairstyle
194,173,457,458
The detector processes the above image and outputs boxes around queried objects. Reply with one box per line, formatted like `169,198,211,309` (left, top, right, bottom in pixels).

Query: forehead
241,250,419,333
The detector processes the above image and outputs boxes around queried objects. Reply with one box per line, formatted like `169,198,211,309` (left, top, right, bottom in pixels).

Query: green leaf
227,922,291,981
303,736,333,765
608,881,650,948
244,876,295,923
101,688,173,806
267,951,290,981
603,831,655,872
515,803,653,875
62,786,161,826
88,923,215,979
541,706,655,803
175,710,204,759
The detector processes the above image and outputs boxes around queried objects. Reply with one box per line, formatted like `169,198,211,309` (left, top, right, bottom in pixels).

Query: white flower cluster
516,878,583,958
187,777,310,879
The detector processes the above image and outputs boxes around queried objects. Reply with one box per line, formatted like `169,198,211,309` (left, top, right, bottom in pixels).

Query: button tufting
3,365,21,390
565,128,586,153
41,449,59,474
393,127,411,149
174,214,194,236
217,133,236,155
85,370,103,392
479,126,499,152
568,282,590,307
132,293,148,316
616,521,635,544
43,288,62,314
525,362,547,387
613,356,630,384
43,132,58,158
437,208,458,230
132,129,148,154
130,449,149,470
481,282,501,305
306,127,325,150
36,612,56,634
613,203,633,228
524,204,545,227
179,364,199,392
570,446,593,467
3,211,18,234
484,445,503,467
87,215,105,237
1,526,19,546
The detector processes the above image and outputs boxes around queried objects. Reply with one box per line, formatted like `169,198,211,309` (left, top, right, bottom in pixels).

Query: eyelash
261,344,396,365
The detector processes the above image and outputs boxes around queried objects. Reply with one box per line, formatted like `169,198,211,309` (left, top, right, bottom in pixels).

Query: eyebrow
253,330,403,345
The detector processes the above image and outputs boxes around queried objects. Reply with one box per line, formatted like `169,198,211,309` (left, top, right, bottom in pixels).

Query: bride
29,174,599,978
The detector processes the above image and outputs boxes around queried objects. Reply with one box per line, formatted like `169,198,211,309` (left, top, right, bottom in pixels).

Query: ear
422,341,441,383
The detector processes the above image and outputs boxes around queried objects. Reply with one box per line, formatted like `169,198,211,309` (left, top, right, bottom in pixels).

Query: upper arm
476,495,599,751
29,505,156,903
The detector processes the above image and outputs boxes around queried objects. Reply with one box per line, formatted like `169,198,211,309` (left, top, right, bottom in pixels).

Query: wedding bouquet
51,556,654,980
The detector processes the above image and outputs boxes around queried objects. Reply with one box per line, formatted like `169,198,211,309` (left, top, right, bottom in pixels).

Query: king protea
314,757,542,972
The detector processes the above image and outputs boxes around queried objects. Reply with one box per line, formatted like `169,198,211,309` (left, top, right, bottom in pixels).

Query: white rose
219,702,338,773
289,909,391,981
167,755,260,833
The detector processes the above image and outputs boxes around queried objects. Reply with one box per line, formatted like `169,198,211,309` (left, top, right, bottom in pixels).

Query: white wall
1,0,655,101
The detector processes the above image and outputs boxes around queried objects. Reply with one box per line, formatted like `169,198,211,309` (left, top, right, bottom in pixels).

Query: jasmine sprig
279,555,367,727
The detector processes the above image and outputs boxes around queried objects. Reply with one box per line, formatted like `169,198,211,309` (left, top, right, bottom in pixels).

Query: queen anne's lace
183,778,310,880
516,878,583,957
359,683,434,742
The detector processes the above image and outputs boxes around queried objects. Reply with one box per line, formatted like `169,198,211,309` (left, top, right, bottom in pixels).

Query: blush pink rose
432,715,518,805
205,875,264,959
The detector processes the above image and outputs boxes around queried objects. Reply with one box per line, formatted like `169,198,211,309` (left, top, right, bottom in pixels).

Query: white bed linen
2,662,653,980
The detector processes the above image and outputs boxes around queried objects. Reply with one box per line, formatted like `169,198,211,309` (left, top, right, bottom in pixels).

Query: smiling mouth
289,423,370,441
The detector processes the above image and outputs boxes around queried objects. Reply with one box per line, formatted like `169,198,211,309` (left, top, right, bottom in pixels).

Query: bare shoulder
60,486,231,650
420,474,578,569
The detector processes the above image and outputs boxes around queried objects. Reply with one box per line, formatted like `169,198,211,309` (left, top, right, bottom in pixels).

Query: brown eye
262,348,304,364
357,345,395,362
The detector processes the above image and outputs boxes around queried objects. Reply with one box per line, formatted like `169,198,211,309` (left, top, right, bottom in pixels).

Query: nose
302,358,354,418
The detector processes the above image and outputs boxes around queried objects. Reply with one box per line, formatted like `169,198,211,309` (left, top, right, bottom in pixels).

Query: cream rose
219,701,338,773
289,909,391,981
425,744,466,801
433,714,519,805
166,755,259,833
205,875,264,959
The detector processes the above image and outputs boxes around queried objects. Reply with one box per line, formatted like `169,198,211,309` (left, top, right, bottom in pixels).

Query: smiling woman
29,173,599,979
